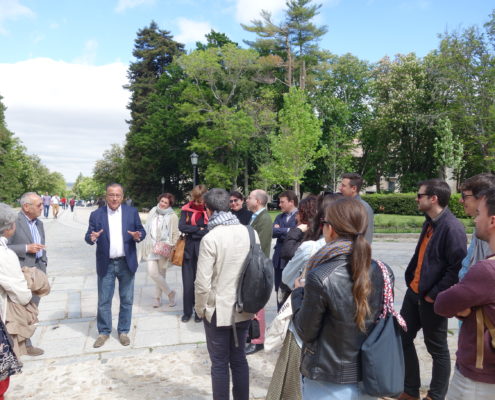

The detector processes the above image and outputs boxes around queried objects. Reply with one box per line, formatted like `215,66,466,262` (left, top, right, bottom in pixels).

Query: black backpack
235,226,274,314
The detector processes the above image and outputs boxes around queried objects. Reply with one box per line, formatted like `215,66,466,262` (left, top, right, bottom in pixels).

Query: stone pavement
8,206,459,399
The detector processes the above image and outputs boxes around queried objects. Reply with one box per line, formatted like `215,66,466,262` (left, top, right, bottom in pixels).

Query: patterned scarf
181,201,208,226
207,211,240,230
306,238,353,272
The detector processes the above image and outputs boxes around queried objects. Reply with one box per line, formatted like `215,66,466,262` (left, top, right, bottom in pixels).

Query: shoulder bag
171,235,186,266
361,259,407,397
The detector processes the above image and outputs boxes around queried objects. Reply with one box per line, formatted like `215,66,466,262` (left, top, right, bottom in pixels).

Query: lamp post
190,152,199,187
161,176,165,193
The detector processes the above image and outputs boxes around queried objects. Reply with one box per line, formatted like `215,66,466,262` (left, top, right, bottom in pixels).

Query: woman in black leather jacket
292,198,394,399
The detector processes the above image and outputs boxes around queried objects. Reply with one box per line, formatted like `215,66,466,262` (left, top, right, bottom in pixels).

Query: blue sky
0,0,493,182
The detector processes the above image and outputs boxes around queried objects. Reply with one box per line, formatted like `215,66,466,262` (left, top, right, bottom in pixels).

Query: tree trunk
300,59,306,91
286,36,292,87
244,157,249,195
294,180,300,199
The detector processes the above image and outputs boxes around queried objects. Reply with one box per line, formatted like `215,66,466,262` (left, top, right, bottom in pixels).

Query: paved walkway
8,207,459,399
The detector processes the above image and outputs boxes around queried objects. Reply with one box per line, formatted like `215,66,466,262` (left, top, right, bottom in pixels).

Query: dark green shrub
362,193,467,219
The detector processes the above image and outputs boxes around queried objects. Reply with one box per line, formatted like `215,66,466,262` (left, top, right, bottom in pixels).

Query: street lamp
161,176,165,193
190,152,199,187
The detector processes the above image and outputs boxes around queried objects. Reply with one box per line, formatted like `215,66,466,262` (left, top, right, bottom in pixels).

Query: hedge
362,193,466,219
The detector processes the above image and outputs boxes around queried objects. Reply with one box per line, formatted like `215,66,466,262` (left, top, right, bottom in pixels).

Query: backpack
235,226,274,315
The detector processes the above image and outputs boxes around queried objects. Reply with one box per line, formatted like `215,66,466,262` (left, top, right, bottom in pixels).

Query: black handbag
361,259,407,397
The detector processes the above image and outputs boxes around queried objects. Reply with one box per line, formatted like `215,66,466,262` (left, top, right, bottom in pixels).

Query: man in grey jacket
8,192,46,356
339,173,374,243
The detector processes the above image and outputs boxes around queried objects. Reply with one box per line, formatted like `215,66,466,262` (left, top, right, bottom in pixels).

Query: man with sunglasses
399,179,467,400
458,174,495,281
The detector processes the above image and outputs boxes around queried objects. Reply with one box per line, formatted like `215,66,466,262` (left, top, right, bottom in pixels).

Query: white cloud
234,0,286,25
234,0,339,25
0,0,34,34
175,18,212,45
0,58,130,182
115,0,155,13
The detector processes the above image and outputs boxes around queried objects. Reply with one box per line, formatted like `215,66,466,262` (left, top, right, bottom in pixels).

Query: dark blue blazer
272,211,298,270
84,204,146,277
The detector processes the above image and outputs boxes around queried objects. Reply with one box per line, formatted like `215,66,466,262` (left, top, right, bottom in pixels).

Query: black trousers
400,288,451,400
204,313,251,400
182,239,200,317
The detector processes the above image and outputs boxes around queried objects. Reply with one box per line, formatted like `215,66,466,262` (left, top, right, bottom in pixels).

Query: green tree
427,16,495,177
124,22,186,203
177,44,271,189
72,175,104,200
259,87,325,196
93,144,125,186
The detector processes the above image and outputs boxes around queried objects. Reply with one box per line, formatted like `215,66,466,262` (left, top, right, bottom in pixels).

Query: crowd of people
0,172,494,399
41,193,77,217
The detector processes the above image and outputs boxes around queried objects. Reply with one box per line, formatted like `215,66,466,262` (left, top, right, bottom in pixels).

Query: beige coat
194,224,258,327
0,238,32,322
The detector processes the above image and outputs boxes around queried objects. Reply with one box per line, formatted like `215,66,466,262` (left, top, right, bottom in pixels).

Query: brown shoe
26,346,44,356
93,334,109,348
119,333,130,346
397,393,419,400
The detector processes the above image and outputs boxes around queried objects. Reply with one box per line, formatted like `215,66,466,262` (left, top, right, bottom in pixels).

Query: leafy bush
362,193,467,219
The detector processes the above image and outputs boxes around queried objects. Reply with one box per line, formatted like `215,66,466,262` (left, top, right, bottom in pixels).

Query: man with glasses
458,174,495,281
85,183,145,348
7,192,47,356
398,179,467,400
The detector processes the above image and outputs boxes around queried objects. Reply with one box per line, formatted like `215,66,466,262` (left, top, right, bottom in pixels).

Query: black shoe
181,314,191,323
245,343,263,355
194,312,202,323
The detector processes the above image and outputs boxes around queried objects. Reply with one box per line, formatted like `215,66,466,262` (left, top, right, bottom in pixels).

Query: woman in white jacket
141,193,180,308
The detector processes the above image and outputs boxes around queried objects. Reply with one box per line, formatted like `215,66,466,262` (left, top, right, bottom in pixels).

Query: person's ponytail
325,198,372,332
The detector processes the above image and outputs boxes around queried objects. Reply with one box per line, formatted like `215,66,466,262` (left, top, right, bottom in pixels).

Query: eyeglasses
461,193,474,200
229,199,240,203
417,193,429,199
107,194,123,198
322,220,331,225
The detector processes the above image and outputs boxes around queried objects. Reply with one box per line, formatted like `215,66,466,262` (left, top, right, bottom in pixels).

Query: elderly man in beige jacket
195,188,260,400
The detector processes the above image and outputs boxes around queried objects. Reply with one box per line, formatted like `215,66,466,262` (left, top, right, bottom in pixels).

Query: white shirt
51,196,60,205
107,205,124,258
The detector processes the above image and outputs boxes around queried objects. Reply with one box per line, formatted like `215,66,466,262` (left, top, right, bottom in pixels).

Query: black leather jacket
292,255,394,384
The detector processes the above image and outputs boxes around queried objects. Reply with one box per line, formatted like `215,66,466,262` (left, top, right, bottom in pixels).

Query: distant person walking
69,197,76,212
84,183,146,348
41,193,51,218
51,195,60,219
339,173,374,243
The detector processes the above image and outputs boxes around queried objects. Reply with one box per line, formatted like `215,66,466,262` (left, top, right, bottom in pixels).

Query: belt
110,256,126,261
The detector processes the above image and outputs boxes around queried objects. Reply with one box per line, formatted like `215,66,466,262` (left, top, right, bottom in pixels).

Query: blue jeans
302,377,376,400
43,205,50,218
97,258,135,335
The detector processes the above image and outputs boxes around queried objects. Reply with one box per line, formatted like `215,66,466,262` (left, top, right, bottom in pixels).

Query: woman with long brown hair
292,198,394,399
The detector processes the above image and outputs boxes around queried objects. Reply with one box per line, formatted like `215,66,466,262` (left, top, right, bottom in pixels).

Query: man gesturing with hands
85,183,145,348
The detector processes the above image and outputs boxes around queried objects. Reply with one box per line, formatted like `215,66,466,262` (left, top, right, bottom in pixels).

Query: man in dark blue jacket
85,183,146,349
272,190,298,310
399,179,467,400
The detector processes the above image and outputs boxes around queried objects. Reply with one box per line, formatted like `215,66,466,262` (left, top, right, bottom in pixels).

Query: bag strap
375,259,407,331
232,226,256,346
475,307,495,369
